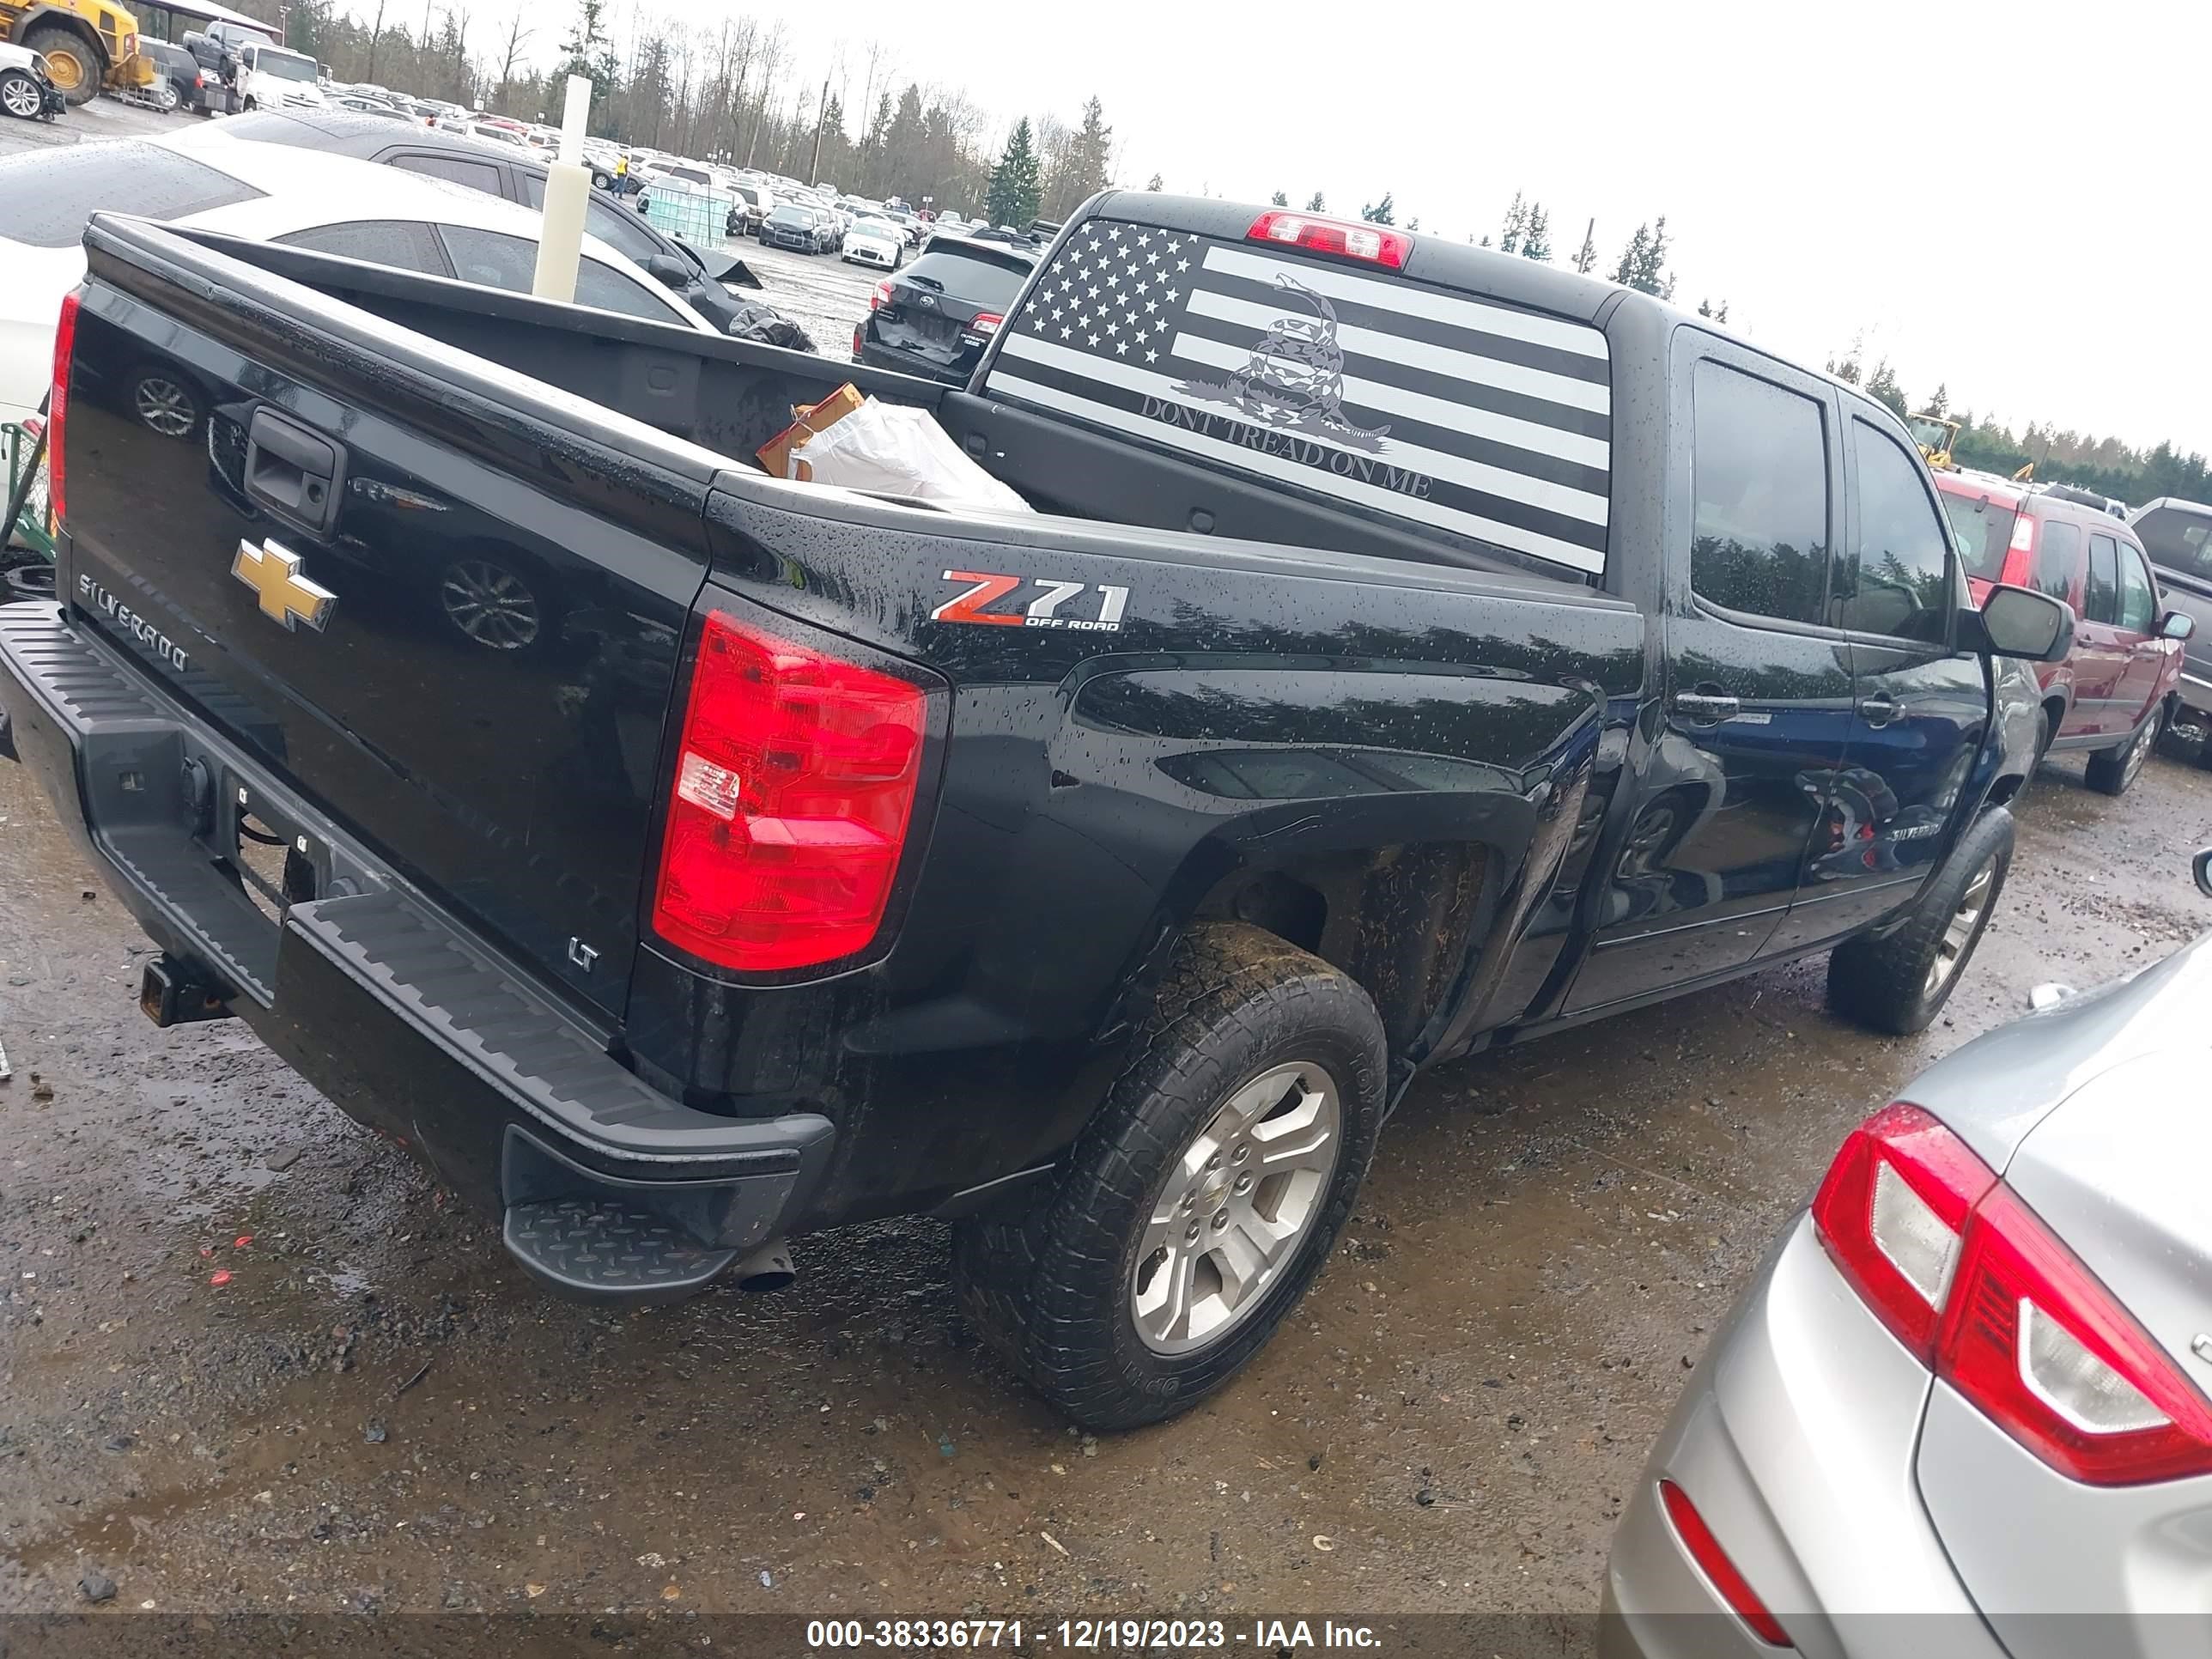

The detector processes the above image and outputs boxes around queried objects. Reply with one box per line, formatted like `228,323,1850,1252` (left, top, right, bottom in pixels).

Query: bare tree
495,6,532,107
364,0,387,82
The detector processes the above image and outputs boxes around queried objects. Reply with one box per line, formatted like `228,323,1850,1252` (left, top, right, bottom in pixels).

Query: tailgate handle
244,410,345,538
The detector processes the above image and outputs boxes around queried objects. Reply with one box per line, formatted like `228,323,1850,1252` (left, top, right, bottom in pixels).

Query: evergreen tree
1270,189,1289,206
1521,203,1551,261
1046,96,1114,217
1499,191,1526,256
1865,359,1909,419
1611,223,1650,287
1358,191,1395,225
985,118,1044,227
1146,172,1164,191
558,0,619,103
1572,219,1596,274
1304,190,1326,213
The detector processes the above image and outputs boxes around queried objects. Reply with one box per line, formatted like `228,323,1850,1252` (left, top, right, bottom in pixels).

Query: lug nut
1232,1144,1249,1164
1185,1221,1200,1243
1233,1173,1253,1195
1206,1152,1222,1171
1212,1211,1230,1231
1181,1190,1195,1212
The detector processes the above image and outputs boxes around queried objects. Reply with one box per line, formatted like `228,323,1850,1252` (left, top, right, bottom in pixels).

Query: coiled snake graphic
1229,275,1389,441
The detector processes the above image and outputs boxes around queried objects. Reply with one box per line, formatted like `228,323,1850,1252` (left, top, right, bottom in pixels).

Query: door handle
1856,696,1903,727
243,408,345,538
1671,689,1741,725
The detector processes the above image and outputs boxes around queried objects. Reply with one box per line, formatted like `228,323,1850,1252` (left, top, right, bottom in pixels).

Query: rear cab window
0,142,264,247
2087,534,2118,623
2031,517,2081,602
977,215,1612,577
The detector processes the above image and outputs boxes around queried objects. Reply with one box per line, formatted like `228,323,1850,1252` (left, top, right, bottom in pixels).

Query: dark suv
1937,472,2191,793
851,236,1036,385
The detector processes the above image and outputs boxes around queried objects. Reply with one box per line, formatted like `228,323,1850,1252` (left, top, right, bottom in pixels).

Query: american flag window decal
982,220,1613,575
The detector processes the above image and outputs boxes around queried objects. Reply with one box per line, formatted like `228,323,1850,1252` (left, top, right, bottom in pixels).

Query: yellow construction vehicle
1908,412,1961,471
1,0,155,105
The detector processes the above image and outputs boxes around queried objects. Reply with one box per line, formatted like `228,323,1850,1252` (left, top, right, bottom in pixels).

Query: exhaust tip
732,1239,794,1293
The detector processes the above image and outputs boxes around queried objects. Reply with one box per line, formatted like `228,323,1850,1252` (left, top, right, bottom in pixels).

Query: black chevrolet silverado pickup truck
0,197,2069,1428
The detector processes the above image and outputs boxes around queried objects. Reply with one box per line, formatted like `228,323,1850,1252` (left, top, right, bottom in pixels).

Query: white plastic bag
793,398,1032,514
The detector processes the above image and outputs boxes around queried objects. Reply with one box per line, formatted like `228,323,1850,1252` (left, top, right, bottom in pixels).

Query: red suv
1936,473,2192,795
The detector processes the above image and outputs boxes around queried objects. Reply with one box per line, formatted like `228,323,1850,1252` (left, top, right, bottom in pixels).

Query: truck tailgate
52,219,726,1018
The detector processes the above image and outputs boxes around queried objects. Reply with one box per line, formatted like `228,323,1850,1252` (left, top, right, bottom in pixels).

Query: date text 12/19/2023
803,1620,1383,1650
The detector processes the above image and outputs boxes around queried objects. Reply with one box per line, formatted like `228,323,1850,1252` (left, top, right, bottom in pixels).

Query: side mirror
2162,610,2197,641
642,253,691,290
1978,584,2075,664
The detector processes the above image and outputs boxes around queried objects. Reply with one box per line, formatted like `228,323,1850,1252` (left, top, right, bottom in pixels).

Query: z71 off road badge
232,538,336,632
932,569,1130,633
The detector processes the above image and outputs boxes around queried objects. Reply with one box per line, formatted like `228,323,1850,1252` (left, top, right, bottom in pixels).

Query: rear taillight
1815,1103,2212,1486
1813,1103,1996,1360
650,609,927,974
47,291,78,526
870,279,893,312
967,312,1004,337
1657,1480,1790,1647
1246,209,1412,270
852,322,865,357
1996,513,2037,588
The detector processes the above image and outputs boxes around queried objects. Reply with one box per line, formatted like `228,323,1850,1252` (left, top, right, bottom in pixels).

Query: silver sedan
1605,851,2212,1658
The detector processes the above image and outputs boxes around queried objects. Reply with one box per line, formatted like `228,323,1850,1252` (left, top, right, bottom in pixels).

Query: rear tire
1826,807,2013,1036
21,26,99,106
2084,707,2159,796
953,922,1387,1431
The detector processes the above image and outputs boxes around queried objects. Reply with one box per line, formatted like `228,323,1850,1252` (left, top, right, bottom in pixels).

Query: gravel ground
7,92,2212,1638
3,702,2209,1628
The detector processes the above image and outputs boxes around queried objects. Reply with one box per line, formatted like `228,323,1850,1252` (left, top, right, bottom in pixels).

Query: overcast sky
558,0,2209,454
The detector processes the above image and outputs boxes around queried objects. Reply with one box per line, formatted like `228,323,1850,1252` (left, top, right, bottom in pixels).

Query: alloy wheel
0,75,40,118
440,559,542,650
1130,1060,1342,1355
132,376,197,437
1924,857,1997,999
2121,717,2154,789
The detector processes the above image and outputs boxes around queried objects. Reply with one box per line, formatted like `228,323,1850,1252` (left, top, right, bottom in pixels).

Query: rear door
1799,416,1988,939
1569,345,1854,1007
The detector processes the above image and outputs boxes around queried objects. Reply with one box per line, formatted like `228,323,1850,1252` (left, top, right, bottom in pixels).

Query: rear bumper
0,599,833,1299
1603,1218,2007,1659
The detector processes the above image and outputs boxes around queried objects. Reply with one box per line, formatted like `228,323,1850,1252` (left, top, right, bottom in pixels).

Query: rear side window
387,152,506,197
1937,489,2019,584
1690,361,1831,624
2136,506,2212,580
1832,421,1952,642
2086,534,2118,624
979,216,1613,574
2033,518,2081,602
273,219,449,274
2117,544,2157,632
0,142,263,248
574,258,686,325
435,224,686,325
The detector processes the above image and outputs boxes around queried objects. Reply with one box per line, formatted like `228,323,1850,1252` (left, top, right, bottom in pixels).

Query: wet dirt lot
3,734,2209,1631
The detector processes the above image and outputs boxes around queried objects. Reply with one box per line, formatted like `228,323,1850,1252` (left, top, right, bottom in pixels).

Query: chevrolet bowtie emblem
232,538,336,632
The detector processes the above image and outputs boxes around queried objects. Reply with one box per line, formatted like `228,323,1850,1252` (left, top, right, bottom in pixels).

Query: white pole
532,73,593,303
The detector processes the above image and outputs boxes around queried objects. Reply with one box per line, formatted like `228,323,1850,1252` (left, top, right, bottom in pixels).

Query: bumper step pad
503,1197,740,1305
